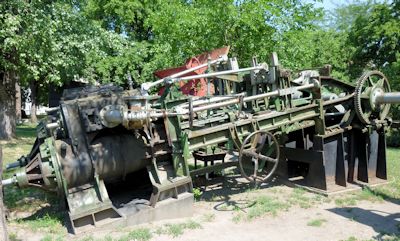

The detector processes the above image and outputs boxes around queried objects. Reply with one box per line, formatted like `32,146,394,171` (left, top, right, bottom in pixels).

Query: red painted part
154,46,230,96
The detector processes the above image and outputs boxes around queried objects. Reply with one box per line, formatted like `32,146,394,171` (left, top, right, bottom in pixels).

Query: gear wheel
354,70,391,125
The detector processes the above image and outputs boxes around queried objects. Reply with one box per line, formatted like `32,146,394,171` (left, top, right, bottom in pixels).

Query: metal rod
113,82,317,124
176,94,245,109
141,55,228,92
191,83,315,113
171,65,267,83
375,92,400,104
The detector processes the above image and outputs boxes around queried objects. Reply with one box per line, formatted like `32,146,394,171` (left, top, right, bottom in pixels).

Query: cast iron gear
354,70,391,125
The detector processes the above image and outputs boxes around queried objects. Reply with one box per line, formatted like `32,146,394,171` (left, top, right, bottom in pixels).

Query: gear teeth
354,71,390,125
354,72,370,124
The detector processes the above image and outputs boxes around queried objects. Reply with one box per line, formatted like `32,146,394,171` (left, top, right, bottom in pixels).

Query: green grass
157,220,202,237
288,188,313,208
16,213,65,234
334,187,383,207
307,218,327,227
1,124,65,235
9,233,18,241
118,228,152,241
2,126,58,210
40,234,65,241
201,213,215,222
341,237,357,241
333,148,400,207
232,195,289,222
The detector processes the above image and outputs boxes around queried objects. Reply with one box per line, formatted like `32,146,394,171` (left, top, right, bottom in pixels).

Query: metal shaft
104,82,317,126
376,92,400,104
171,65,267,83
188,83,316,113
141,55,228,92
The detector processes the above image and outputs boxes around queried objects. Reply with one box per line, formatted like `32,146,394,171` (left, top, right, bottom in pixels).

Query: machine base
70,193,194,234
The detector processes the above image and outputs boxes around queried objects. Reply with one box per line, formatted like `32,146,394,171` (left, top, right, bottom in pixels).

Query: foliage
193,187,203,201
1,0,400,140
147,0,323,67
278,29,353,81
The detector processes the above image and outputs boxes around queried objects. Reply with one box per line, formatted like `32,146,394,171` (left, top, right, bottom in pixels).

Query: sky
308,0,388,11
304,0,350,11
313,0,337,10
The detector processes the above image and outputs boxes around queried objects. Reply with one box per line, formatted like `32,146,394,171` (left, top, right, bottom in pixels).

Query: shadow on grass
18,204,69,234
15,124,37,139
3,186,67,233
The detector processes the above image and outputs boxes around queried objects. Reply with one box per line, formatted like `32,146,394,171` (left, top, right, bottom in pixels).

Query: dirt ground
7,173,400,241
157,201,400,241
153,180,400,241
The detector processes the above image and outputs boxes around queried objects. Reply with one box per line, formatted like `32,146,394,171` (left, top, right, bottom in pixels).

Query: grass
307,218,327,227
40,234,65,241
9,233,18,241
201,213,215,222
2,123,65,236
16,213,65,234
288,188,313,209
155,219,202,238
232,195,289,222
334,185,385,207
118,228,152,241
341,237,357,241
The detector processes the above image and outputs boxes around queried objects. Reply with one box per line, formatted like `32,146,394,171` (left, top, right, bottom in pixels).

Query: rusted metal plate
155,46,230,96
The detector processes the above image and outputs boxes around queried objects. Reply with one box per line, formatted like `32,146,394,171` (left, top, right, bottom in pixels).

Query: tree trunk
0,145,9,241
30,80,37,123
15,81,21,123
0,71,16,140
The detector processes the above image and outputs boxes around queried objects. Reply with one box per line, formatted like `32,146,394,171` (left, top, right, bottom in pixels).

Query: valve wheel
238,130,280,183
354,71,391,125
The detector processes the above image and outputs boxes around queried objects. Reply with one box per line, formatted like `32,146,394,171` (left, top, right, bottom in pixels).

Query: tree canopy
0,0,399,139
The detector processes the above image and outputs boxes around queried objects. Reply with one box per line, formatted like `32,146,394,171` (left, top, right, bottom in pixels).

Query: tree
147,0,323,67
83,0,159,41
0,1,22,139
277,29,353,81
348,1,400,75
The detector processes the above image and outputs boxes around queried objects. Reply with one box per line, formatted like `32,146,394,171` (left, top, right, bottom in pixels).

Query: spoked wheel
238,130,280,183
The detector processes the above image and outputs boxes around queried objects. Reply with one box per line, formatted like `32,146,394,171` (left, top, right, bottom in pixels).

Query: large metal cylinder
57,134,149,188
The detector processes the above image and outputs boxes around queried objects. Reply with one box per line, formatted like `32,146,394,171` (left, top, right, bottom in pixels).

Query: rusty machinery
2,48,400,233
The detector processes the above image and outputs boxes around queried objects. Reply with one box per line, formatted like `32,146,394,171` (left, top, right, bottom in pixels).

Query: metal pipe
171,65,267,83
106,82,317,125
375,92,400,104
175,94,245,109
141,55,228,92
2,177,16,186
191,83,315,113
